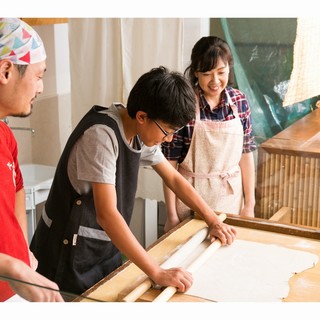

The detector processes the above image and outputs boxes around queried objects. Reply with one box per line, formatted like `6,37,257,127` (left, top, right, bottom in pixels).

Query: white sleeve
140,144,165,167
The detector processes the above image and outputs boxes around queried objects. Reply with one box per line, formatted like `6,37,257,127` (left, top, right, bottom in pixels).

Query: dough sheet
178,239,318,302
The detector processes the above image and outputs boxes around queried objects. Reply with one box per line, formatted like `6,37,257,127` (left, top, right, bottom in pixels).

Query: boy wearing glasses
31,66,236,296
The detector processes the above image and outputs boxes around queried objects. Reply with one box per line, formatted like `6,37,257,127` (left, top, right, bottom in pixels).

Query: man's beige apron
177,92,244,220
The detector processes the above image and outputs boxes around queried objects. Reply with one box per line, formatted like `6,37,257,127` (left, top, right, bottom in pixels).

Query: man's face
5,60,46,118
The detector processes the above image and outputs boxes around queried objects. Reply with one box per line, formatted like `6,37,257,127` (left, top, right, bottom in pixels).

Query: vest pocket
71,234,121,287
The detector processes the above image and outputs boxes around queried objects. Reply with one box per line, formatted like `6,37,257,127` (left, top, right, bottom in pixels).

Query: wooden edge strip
226,215,320,240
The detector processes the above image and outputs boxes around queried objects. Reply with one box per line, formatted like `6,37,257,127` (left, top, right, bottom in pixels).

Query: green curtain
220,18,318,144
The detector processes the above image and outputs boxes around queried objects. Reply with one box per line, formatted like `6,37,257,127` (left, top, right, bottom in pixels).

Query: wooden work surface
259,108,320,157
77,217,320,302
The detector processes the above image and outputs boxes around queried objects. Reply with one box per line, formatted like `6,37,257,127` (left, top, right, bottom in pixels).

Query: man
31,66,237,295
0,18,63,302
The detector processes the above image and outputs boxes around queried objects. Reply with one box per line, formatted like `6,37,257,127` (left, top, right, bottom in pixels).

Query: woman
162,36,257,232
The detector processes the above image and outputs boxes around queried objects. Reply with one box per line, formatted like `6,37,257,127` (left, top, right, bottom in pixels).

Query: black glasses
152,119,183,140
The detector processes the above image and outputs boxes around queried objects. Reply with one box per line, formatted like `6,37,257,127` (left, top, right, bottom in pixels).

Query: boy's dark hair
184,36,234,87
127,66,196,128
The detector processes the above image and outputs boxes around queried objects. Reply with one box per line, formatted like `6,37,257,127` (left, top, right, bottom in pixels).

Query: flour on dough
179,239,318,302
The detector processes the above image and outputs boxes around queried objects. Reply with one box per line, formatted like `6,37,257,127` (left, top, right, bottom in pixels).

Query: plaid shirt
162,86,257,163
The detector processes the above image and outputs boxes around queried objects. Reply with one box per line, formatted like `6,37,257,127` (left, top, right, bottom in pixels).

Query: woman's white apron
177,92,244,220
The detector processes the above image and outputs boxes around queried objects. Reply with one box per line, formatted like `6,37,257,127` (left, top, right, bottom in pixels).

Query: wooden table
75,216,320,302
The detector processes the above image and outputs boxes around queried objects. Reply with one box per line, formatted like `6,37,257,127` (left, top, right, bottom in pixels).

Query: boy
31,66,236,295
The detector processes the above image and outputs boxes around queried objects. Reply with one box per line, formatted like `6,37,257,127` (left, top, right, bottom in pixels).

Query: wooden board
21,18,68,26
76,217,320,302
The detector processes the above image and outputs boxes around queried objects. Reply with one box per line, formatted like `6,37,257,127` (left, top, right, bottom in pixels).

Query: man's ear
136,111,148,124
0,60,14,84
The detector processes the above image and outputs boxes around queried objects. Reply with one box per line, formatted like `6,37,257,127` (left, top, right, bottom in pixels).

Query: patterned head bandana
0,18,46,65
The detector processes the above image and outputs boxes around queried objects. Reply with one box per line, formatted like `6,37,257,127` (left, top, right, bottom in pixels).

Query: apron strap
225,90,240,118
178,165,240,195
195,98,201,121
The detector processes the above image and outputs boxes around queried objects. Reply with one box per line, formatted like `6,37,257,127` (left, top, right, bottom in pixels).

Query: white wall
11,18,209,167
9,18,210,246
10,22,72,166
132,18,210,245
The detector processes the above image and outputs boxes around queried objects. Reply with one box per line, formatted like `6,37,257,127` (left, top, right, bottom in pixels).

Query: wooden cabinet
256,109,320,227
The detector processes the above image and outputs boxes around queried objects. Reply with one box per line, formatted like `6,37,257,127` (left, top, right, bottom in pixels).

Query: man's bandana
0,18,46,65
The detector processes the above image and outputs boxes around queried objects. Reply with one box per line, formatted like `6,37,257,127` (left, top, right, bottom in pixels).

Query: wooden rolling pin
121,213,226,302
153,213,227,302
121,227,209,302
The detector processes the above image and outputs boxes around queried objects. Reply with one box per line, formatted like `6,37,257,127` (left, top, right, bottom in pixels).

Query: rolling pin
121,227,209,302
122,213,226,302
153,213,227,302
